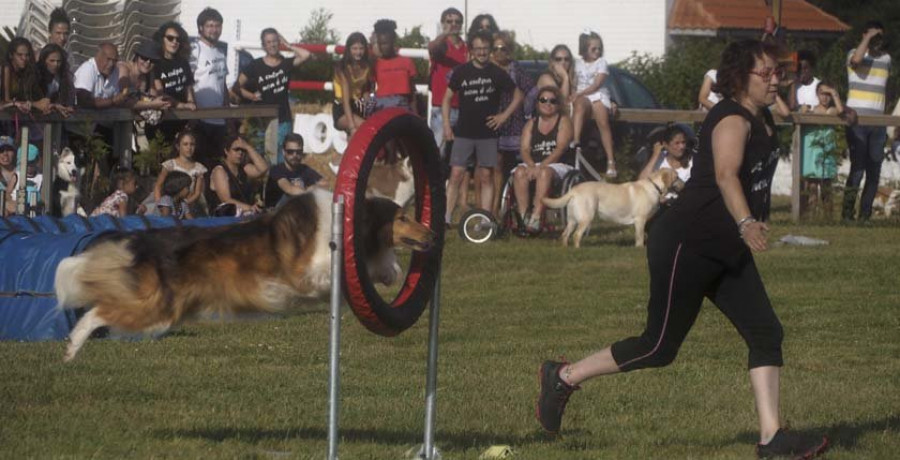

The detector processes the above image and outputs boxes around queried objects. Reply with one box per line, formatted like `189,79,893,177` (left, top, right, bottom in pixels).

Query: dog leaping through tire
55,189,436,361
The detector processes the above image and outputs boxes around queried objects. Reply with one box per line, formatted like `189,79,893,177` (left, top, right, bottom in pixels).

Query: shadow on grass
731,414,900,451
155,426,589,452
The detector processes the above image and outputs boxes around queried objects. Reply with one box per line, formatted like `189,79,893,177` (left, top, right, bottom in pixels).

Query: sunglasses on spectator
552,56,571,62
443,18,462,25
284,149,303,155
164,35,180,43
136,55,154,63
749,67,785,80
538,97,559,104
492,45,508,52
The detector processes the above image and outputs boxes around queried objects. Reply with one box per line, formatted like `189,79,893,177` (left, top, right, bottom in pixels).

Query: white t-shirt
659,156,693,183
73,58,120,102
704,69,722,106
190,37,229,125
795,77,821,109
574,57,610,99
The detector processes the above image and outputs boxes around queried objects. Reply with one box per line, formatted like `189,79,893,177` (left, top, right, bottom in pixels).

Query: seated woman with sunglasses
512,86,574,233
208,134,269,216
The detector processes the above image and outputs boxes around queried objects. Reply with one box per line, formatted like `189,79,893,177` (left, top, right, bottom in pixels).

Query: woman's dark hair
440,7,463,23
48,7,69,30
196,7,223,29
373,19,398,41
153,21,190,60
5,38,40,101
223,134,242,155
335,32,372,92
162,171,192,196
467,14,499,38
796,49,816,68
260,27,279,44
492,31,516,55
663,124,687,144
467,30,493,49
713,39,781,100
37,44,71,103
578,31,603,58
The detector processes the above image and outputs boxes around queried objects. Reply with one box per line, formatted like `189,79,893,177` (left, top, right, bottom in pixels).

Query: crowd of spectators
0,7,896,226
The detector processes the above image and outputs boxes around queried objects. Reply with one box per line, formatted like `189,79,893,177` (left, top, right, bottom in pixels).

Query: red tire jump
334,108,445,336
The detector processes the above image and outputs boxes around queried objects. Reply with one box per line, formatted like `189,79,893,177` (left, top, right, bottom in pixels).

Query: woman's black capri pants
610,238,784,372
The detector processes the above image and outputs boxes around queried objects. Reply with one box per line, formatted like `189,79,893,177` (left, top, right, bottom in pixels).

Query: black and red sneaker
757,428,828,459
535,360,579,434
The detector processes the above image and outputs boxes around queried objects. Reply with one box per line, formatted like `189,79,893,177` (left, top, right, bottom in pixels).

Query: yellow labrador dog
543,169,683,247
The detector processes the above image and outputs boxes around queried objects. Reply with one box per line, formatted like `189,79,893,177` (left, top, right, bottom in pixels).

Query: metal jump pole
327,196,345,460
421,268,442,460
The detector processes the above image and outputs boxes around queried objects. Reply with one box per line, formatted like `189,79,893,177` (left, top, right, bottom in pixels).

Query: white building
4,0,672,63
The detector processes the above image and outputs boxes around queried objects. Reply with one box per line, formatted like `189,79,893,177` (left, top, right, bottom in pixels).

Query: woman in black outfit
536,40,828,459
208,135,268,216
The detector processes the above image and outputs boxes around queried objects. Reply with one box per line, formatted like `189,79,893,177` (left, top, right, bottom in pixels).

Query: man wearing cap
0,137,17,216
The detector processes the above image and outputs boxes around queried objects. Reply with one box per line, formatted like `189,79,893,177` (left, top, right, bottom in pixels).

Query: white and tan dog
543,169,683,247
53,148,87,217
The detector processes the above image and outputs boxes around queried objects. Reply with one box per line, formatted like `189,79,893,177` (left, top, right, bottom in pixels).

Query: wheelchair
457,163,586,243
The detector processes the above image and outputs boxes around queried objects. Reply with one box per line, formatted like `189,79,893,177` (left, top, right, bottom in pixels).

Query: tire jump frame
329,108,446,460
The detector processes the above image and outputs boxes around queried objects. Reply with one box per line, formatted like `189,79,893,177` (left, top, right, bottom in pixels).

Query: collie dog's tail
542,190,576,209
55,254,92,309
55,241,137,310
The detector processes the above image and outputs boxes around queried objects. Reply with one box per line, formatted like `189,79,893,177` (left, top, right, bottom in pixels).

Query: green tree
293,8,341,104
398,26,430,84
618,37,728,109
299,8,340,44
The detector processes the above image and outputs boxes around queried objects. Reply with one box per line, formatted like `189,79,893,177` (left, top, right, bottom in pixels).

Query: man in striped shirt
843,21,891,221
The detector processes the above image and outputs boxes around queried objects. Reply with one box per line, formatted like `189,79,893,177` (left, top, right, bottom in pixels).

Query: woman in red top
372,19,417,114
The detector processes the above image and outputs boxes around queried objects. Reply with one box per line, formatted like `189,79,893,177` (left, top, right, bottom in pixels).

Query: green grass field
2,206,899,459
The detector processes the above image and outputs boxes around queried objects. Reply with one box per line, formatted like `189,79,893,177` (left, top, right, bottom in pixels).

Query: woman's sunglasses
538,97,558,104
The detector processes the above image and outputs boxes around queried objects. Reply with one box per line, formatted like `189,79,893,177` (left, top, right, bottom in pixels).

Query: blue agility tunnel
0,214,238,341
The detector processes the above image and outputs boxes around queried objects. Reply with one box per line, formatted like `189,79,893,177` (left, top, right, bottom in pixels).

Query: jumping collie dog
55,189,435,361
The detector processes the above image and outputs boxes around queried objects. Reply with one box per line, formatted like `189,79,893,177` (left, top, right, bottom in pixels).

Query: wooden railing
617,108,900,222
0,105,278,214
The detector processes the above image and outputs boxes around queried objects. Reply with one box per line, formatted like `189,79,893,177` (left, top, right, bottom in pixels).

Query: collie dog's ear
361,197,401,246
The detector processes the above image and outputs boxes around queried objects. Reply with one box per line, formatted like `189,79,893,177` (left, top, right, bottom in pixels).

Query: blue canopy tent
0,215,238,341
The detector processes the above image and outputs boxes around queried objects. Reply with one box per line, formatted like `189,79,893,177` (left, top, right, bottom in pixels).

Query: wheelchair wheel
458,208,496,243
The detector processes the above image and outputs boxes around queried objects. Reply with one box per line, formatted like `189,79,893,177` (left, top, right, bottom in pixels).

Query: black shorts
332,99,365,126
